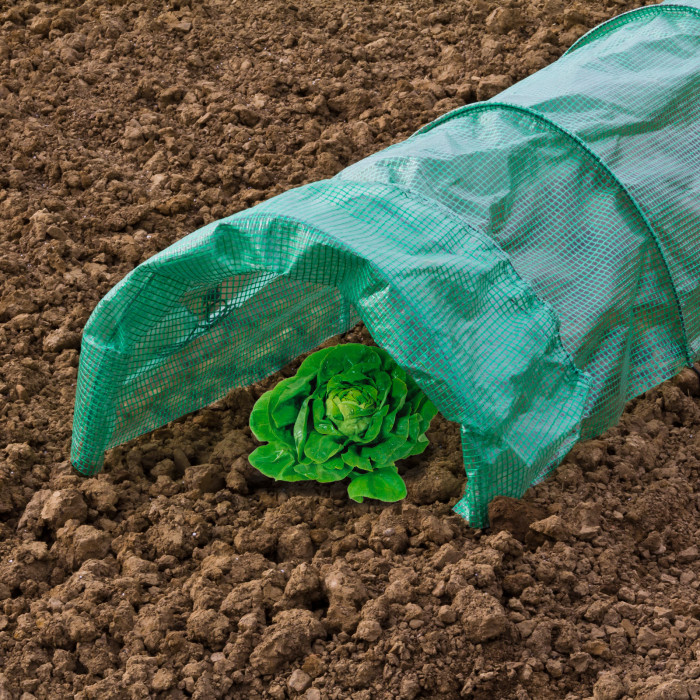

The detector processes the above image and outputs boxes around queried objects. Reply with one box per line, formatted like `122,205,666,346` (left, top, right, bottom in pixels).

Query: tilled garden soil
1,0,699,698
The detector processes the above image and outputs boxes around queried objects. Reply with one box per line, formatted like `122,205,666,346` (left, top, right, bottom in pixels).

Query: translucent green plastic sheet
71,0,700,527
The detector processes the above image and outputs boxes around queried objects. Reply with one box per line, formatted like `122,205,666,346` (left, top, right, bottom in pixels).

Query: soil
1,0,699,698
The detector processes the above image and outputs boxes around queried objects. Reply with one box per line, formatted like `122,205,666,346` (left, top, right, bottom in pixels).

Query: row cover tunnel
71,0,700,526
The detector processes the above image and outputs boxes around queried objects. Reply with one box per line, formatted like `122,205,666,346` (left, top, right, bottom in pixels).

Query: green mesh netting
71,0,700,527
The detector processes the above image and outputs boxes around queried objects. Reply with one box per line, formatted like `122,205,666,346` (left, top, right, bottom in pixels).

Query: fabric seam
564,3,700,55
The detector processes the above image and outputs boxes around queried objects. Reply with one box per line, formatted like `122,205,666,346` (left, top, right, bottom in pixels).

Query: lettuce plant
248,343,438,502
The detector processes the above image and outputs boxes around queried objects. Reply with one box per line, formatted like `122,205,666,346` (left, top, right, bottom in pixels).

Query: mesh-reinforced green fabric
71,0,700,527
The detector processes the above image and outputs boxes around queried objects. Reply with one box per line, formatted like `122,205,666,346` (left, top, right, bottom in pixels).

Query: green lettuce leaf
303,432,346,463
294,458,353,482
347,467,407,502
248,443,305,481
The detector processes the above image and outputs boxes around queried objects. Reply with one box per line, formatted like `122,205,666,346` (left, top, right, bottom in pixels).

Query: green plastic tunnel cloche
71,0,700,526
